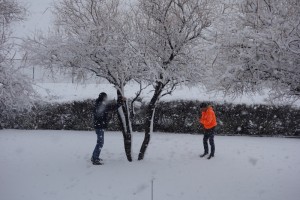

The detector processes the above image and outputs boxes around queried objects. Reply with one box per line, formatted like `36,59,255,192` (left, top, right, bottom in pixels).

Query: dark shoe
91,158,103,165
207,154,214,159
200,153,208,158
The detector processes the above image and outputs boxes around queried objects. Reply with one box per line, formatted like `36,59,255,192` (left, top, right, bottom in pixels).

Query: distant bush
1,100,299,136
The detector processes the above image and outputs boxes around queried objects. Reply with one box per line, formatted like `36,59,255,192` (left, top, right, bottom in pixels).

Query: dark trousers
203,128,215,156
92,129,104,160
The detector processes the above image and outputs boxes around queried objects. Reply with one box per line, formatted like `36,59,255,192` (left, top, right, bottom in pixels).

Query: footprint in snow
249,157,258,166
133,184,148,195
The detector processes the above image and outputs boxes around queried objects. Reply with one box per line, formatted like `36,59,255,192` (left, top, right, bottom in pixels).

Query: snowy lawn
0,130,300,200
34,82,272,105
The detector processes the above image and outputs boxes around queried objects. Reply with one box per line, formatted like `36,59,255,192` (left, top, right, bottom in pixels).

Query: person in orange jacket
199,103,217,159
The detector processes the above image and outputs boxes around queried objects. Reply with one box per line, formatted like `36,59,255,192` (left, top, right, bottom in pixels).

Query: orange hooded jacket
199,106,217,129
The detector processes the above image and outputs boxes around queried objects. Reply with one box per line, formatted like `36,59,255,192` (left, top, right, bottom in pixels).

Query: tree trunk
138,82,164,160
116,90,133,162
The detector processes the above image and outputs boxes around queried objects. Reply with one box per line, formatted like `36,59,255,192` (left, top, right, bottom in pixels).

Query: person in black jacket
91,92,124,165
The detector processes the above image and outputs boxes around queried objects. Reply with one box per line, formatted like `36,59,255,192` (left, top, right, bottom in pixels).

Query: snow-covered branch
0,0,35,113
208,0,300,103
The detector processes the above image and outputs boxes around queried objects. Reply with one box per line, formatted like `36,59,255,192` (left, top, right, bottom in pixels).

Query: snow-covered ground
1,130,299,200
35,82,272,105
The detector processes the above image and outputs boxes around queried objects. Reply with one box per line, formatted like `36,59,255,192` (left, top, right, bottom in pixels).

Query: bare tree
134,0,218,160
0,0,35,118
211,0,300,103
23,0,145,161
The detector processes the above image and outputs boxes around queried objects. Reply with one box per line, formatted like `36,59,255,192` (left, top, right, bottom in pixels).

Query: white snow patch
33,82,293,106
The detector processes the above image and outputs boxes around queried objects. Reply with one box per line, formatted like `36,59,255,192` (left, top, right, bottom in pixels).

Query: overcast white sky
13,0,54,39
13,0,136,42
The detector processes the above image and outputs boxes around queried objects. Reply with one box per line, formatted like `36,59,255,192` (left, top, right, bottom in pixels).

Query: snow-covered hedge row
152,101,300,136
1,100,299,136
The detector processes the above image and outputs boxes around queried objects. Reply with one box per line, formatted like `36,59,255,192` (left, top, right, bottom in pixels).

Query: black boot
200,153,208,158
91,158,103,165
207,154,214,159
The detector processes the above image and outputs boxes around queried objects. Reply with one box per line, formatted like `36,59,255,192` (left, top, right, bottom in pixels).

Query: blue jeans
203,128,215,156
92,129,104,160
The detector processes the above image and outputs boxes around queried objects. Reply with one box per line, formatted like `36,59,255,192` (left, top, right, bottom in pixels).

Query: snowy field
35,82,272,105
1,130,300,200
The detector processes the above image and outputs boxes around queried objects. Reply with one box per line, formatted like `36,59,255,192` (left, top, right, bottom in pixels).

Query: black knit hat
200,102,208,108
98,92,107,101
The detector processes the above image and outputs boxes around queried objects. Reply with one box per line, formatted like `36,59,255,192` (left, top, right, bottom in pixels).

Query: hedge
1,100,299,136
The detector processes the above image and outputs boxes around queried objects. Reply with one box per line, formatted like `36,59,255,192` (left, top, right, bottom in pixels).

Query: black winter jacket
93,99,122,129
